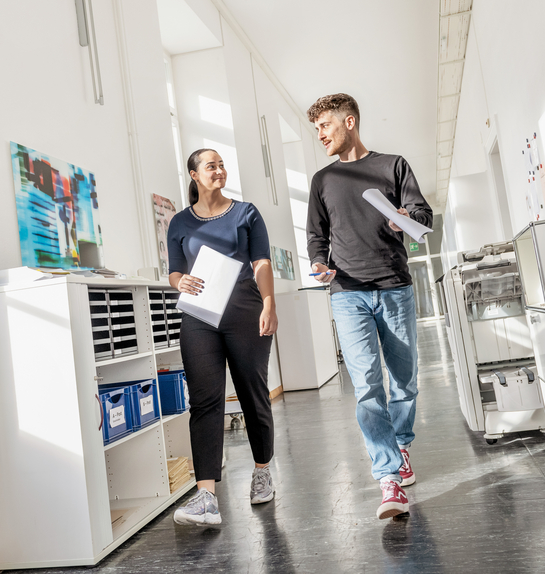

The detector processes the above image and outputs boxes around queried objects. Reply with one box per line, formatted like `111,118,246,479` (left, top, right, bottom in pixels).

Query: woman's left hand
259,307,278,337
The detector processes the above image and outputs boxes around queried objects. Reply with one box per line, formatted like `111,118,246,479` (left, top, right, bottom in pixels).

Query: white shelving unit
0,276,195,570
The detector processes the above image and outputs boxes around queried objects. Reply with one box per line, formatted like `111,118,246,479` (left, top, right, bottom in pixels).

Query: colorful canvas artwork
10,142,104,270
271,245,295,281
152,193,177,276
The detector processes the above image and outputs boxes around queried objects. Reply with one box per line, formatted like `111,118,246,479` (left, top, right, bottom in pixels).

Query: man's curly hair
307,93,360,130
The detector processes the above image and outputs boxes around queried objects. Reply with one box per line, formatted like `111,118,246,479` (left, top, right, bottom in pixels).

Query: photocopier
439,240,545,443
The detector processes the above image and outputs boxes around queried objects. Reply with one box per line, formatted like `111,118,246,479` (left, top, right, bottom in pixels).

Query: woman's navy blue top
167,200,270,282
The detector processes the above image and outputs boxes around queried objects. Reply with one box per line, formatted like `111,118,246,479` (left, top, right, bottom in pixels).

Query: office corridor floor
13,319,545,574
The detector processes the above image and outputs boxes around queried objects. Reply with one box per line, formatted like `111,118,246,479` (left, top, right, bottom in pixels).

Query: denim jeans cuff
379,474,401,484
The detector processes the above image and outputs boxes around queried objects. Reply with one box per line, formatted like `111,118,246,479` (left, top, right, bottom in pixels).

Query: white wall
443,0,545,263
0,0,180,276
250,60,305,290
450,21,489,181
192,18,305,292
283,140,314,287
450,172,502,250
221,15,334,291
171,47,243,202
441,189,459,272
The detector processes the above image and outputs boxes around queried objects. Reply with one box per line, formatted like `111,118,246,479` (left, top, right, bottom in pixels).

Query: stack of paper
167,457,191,493
176,246,243,327
91,268,119,278
362,188,433,243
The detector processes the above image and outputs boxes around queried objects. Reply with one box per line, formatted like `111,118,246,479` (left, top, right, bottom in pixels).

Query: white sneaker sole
400,474,416,487
173,510,222,525
250,490,275,505
376,501,410,520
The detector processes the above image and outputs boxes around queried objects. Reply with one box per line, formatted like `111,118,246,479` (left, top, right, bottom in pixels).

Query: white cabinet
275,289,339,391
0,277,194,570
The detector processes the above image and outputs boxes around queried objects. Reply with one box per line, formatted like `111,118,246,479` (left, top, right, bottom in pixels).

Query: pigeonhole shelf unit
0,276,193,570
148,288,182,350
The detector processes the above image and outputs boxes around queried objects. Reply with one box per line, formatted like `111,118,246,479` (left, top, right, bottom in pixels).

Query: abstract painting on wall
10,142,104,270
271,246,295,281
152,193,177,276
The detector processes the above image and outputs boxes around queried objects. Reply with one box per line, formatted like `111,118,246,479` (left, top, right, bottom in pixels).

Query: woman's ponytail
188,178,199,206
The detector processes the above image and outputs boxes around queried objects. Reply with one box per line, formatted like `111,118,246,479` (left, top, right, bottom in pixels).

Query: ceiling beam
440,9,472,18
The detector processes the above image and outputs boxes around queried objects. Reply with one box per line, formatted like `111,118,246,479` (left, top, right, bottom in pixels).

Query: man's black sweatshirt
306,151,433,294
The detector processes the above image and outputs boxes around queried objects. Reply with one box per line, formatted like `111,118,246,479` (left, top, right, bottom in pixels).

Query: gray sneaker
173,488,221,525
250,466,275,504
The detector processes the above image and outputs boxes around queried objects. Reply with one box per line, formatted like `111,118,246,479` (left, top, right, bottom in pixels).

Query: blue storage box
157,370,189,415
130,379,160,430
99,387,133,445
99,379,160,431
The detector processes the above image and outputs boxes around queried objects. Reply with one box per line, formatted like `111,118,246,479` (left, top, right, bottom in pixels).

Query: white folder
176,245,243,327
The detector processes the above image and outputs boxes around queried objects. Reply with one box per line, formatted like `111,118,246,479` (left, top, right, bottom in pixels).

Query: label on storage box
140,396,154,416
110,405,125,428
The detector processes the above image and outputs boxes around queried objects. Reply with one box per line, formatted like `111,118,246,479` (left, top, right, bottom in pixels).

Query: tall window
164,54,187,208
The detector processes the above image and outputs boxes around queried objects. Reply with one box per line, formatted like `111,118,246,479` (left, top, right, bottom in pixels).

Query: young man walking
306,93,433,519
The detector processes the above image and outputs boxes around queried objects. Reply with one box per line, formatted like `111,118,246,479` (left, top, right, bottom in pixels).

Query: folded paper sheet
362,188,432,243
176,245,243,328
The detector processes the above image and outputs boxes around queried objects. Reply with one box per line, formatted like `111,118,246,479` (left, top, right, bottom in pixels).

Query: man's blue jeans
331,285,418,480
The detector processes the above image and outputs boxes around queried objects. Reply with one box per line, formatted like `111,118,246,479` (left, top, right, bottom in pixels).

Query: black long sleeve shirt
306,151,433,294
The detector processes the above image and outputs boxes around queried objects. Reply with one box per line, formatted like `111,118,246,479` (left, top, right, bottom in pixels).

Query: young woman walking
167,148,277,525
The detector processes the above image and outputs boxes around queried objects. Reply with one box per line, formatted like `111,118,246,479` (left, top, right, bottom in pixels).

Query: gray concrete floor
13,319,545,573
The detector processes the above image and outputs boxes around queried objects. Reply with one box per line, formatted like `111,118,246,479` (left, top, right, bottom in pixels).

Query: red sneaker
399,448,416,487
377,480,409,520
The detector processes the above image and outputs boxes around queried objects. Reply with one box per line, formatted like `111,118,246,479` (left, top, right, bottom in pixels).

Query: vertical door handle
95,393,104,431
260,115,278,205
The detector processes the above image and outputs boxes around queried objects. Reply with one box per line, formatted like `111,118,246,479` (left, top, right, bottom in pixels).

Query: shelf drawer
93,329,112,342
88,288,107,301
95,346,113,360
108,290,134,302
154,338,169,348
168,332,180,346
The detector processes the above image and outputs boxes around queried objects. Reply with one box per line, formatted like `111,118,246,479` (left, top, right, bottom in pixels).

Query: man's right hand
312,263,336,284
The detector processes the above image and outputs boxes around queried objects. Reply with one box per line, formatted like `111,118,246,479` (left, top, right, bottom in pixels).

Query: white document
176,245,243,328
362,188,433,244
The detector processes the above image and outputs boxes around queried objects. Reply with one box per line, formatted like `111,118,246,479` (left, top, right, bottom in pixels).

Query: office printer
438,241,545,443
